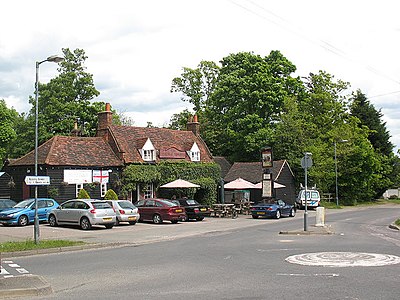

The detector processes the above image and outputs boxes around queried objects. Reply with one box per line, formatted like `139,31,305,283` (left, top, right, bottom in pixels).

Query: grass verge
395,219,400,227
0,239,85,252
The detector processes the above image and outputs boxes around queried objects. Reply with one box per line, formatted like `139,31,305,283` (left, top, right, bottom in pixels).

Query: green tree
204,50,304,161
104,189,118,200
350,89,394,156
77,188,90,199
171,60,219,112
168,109,193,130
0,99,18,163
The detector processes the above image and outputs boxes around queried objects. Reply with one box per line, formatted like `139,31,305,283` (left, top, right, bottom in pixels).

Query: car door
57,201,76,223
278,200,290,215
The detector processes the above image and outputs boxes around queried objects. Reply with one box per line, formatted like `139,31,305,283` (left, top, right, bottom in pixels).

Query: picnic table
211,203,238,218
233,201,254,215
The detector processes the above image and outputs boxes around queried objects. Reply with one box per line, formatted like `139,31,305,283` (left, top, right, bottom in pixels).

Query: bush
104,189,118,200
77,188,90,199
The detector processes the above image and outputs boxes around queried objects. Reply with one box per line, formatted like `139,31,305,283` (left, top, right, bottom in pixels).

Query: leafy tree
171,60,219,112
204,50,304,161
0,99,18,163
350,89,394,156
168,109,193,130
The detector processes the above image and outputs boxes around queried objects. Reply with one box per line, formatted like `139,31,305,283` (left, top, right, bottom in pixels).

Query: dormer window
188,142,200,162
141,138,156,162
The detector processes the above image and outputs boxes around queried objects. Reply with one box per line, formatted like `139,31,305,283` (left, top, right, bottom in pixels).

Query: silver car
106,200,140,225
48,199,116,230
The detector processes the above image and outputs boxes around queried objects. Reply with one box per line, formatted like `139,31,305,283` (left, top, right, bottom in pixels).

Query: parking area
0,214,284,246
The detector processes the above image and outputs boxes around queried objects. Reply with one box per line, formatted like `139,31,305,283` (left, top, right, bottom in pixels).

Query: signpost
25,176,50,244
301,153,312,231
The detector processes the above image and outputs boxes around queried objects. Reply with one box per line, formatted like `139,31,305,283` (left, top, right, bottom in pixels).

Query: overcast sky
1,0,399,152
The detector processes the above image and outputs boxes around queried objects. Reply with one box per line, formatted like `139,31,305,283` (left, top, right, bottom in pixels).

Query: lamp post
334,139,348,207
34,55,64,244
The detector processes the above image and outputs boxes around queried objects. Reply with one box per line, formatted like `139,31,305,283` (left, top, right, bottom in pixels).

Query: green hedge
121,161,220,204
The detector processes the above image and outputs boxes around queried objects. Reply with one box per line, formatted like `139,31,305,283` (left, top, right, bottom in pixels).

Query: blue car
251,199,296,219
0,198,59,226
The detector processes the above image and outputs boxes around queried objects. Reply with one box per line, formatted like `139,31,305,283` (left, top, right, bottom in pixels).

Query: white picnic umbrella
224,178,257,190
254,181,286,189
160,179,200,188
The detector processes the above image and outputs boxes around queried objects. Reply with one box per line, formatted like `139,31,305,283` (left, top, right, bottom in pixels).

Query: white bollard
315,207,325,227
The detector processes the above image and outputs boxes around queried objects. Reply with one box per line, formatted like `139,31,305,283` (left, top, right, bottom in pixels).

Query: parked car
295,188,321,209
172,198,210,221
135,198,186,224
0,198,59,226
251,199,296,219
0,199,17,212
48,199,116,230
106,200,140,225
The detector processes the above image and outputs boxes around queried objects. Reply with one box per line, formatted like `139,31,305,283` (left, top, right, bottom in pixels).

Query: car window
185,200,198,205
75,201,89,209
311,192,319,199
62,201,75,209
46,200,55,207
136,200,145,207
37,201,47,208
14,199,34,208
118,201,135,209
159,200,176,207
92,202,112,209
146,200,156,207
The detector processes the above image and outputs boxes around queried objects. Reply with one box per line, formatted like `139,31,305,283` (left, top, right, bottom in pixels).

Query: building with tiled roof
3,103,215,202
220,160,296,204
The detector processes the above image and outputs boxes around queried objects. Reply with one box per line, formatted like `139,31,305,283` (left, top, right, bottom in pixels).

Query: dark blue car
0,198,59,226
251,199,296,219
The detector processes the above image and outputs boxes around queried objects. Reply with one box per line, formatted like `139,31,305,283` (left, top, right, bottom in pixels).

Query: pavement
0,211,333,298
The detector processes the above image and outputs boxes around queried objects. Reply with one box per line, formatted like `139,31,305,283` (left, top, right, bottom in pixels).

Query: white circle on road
286,252,400,267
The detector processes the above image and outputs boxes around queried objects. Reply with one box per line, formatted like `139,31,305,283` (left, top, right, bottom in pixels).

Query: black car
173,199,211,221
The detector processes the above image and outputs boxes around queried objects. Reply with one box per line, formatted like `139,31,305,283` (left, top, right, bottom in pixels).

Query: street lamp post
34,55,64,244
334,139,348,207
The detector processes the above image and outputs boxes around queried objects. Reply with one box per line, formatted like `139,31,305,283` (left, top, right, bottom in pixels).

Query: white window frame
143,183,153,199
141,138,156,162
101,183,107,198
76,183,83,197
188,142,201,162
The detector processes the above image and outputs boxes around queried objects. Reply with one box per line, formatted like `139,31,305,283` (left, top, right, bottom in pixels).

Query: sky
1,0,400,152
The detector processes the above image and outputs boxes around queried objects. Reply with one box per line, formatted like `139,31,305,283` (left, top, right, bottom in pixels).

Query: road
3,205,400,299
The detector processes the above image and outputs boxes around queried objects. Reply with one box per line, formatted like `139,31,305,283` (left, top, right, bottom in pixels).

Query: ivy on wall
121,161,221,204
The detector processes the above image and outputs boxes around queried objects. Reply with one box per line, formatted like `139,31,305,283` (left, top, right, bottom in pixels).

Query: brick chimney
70,119,82,136
187,114,200,136
97,103,113,137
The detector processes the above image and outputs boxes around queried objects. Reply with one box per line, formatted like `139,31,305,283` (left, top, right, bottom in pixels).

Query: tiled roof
109,125,213,163
213,156,232,178
224,160,286,183
9,136,124,167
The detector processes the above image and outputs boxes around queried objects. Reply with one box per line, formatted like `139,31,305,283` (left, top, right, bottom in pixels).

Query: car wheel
171,220,178,224
48,214,58,227
196,217,204,221
152,214,163,224
18,215,29,226
129,221,136,225
80,217,92,230
252,215,259,219
275,210,281,219
105,224,114,229
289,208,296,217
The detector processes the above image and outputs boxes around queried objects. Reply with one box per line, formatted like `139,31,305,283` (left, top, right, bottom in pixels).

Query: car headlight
7,214,15,218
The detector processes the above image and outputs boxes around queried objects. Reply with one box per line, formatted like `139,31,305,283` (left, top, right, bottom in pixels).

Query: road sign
25,176,51,186
301,156,313,169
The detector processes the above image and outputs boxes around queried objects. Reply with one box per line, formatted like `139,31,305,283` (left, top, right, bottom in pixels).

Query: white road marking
286,252,400,267
277,273,339,277
8,263,20,268
16,268,29,274
0,267,10,274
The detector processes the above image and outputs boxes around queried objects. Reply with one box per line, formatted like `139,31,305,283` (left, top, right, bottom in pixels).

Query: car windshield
118,201,135,209
92,202,112,209
14,199,34,208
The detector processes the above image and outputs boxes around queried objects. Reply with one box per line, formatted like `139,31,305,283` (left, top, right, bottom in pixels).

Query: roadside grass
0,239,85,252
395,219,400,226
322,198,400,209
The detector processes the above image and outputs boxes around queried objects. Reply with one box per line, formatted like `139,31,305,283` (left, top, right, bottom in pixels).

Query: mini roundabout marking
285,252,400,267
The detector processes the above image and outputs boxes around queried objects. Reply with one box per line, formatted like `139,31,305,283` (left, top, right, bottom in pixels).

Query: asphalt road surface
4,205,400,300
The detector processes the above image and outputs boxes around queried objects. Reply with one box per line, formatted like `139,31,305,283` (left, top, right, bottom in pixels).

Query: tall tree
350,89,394,156
204,51,304,161
0,99,18,164
171,60,219,112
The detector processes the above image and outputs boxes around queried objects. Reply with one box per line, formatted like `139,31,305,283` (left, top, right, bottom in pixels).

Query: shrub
104,189,118,200
77,188,90,199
